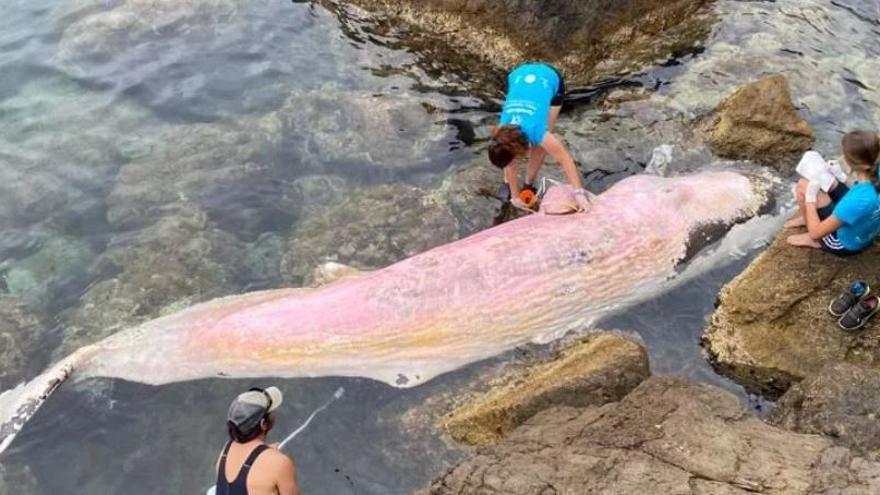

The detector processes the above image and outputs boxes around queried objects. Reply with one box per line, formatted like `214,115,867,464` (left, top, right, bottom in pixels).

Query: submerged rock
348,0,714,83
1,234,96,313
436,161,502,234
268,89,453,176
106,117,282,234
0,296,50,391
444,333,649,445
56,0,242,60
0,462,38,495
770,362,880,459
281,184,460,285
703,230,880,397
61,205,243,353
428,377,880,494
702,75,815,170
0,75,150,231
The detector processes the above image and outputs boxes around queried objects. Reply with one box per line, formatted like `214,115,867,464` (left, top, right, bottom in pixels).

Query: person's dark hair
227,413,274,443
842,130,880,187
488,125,529,169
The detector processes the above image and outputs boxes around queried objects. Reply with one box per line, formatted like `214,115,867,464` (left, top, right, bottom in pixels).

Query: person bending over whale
215,387,299,495
786,129,880,256
488,62,591,211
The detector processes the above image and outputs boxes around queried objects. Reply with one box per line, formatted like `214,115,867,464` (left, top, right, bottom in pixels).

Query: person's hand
574,189,592,212
829,160,848,183
805,180,821,204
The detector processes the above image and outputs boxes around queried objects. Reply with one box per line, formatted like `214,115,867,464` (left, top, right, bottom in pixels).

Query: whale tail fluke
0,346,98,456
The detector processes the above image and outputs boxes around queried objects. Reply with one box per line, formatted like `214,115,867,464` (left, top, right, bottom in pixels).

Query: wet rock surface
702,75,815,170
427,377,880,494
770,362,880,459
444,333,649,445
347,0,715,83
703,230,880,397
60,205,243,354
0,296,50,391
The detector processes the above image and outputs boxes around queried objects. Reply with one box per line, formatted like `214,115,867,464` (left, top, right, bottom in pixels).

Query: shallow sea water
1,0,879,493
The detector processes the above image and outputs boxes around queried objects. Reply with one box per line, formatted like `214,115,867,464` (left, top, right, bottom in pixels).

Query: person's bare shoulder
264,447,296,472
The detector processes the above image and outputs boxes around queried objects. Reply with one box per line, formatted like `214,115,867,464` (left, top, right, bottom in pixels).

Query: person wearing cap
488,62,591,212
215,386,299,495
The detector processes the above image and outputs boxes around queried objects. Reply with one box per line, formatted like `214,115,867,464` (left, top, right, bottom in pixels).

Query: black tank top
216,441,270,495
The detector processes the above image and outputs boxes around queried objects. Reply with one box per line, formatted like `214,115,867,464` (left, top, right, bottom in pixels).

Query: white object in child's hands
828,159,849,183
797,151,836,193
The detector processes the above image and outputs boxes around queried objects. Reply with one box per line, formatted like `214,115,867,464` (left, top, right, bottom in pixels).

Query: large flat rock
770,362,880,459
427,377,880,494
703,230,880,397
347,0,714,83
444,333,649,445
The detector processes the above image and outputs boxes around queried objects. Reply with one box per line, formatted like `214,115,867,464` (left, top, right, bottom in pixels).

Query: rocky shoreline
426,335,880,494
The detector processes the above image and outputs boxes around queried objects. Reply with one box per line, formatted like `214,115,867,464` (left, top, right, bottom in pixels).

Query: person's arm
275,455,299,495
804,182,843,239
540,133,583,190
540,132,592,211
505,162,520,199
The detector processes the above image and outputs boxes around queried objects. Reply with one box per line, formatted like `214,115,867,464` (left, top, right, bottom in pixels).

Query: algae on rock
281,184,460,285
0,296,50,391
61,205,244,354
444,332,649,445
346,0,715,84
701,75,815,171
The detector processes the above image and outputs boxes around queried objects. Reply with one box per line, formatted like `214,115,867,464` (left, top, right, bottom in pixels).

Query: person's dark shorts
547,65,566,108
818,182,861,257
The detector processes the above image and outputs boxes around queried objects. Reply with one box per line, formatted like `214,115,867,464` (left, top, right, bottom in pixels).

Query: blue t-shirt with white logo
833,181,880,251
499,63,560,146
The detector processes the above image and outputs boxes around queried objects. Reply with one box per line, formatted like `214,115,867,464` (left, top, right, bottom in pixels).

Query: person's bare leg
525,106,561,185
786,188,832,249
787,233,822,248
784,178,809,228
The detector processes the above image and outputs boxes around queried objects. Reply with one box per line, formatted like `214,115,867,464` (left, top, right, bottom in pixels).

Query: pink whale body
0,171,770,454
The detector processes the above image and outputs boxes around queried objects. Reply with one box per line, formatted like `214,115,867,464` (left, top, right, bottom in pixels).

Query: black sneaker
829,281,871,317
497,182,511,203
838,295,880,331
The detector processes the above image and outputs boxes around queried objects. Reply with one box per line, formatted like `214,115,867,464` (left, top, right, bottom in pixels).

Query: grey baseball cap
227,386,283,433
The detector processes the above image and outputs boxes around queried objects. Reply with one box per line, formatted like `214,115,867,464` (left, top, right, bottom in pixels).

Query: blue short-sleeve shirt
833,181,880,251
499,63,560,146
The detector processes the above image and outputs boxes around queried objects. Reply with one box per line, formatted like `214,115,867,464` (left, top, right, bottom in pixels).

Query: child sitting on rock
786,130,880,256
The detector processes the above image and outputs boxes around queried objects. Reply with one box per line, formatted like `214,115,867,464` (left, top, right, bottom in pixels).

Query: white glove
805,180,821,204
828,160,848,183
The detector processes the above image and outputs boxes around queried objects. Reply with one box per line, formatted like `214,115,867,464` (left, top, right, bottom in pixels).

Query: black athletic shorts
547,64,566,107
817,182,861,257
